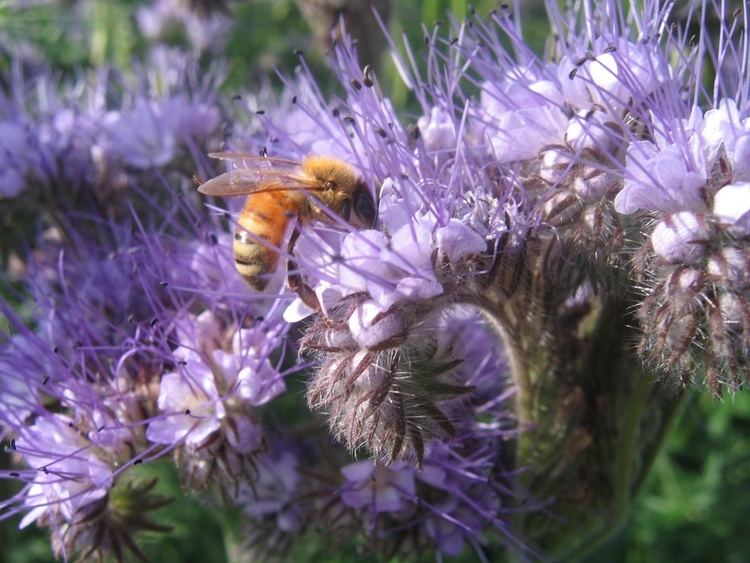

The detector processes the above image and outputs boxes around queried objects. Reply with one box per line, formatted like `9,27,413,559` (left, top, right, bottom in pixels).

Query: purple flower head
137,0,231,54
0,302,155,560
616,139,707,214
14,414,114,530
602,2,750,391
480,68,569,163
0,147,294,553
235,444,314,558
561,37,670,115
0,69,108,202
340,461,416,513
284,174,487,321
0,53,222,230
0,119,47,198
701,99,750,181
335,409,523,560
133,219,292,487
144,307,289,490
103,94,219,170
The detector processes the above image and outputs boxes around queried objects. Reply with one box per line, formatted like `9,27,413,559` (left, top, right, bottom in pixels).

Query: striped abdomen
234,191,301,291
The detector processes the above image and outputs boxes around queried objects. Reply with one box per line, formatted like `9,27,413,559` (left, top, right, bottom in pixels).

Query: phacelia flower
0,120,46,198
3,1,750,561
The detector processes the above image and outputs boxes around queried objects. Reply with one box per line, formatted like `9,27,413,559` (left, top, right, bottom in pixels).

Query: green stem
613,368,653,510
474,281,685,559
561,381,688,562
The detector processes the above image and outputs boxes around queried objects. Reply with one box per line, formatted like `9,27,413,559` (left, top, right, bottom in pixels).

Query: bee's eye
340,200,351,221
354,188,376,226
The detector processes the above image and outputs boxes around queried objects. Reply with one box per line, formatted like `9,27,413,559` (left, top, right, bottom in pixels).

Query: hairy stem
472,236,686,559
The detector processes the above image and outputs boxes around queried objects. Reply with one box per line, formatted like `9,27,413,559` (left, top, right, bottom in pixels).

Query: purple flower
240,449,302,530
561,38,668,114
284,171,488,322
146,361,226,446
103,99,177,169
701,99,750,181
0,120,47,198
136,0,231,54
148,312,287,452
15,414,114,529
481,70,568,162
417,107,457,152
334,413,518,559
340,461,416,513
616,140,707,213
615,96,750,216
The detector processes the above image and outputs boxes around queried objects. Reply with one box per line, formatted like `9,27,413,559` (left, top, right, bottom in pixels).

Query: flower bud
348,300,404,349
572,168,618,202
304,306,473,466
707,247,750,288
651,212,710,263
713,182,750,235
539,147,574,184
565,109,613,152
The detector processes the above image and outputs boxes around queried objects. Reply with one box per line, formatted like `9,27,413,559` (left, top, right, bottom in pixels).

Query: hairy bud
302,299,473,466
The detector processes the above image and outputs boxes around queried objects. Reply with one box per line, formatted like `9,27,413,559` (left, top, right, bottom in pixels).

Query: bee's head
303,156,377,228
340,181,377,229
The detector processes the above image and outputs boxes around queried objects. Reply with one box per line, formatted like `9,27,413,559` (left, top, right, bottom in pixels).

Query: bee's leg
287,228,322,312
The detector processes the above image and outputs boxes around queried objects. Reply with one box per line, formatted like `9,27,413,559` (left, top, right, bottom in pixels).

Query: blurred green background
1,1,749,561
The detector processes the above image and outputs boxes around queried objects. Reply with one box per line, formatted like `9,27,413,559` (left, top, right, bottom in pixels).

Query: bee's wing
209,152,301,168
198,159,323,197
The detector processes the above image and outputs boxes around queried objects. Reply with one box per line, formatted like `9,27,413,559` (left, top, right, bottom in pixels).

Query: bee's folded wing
197,169,323,197
197,169,268,196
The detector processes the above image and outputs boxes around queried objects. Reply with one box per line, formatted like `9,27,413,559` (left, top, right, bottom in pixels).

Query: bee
197,152,377,309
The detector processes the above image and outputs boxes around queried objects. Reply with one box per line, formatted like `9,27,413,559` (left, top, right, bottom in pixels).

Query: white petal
650,212,709,263
713,182,750,235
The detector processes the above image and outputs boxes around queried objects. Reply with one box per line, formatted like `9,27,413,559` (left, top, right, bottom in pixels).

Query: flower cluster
0,49,221,213
237,308,521,560
0,52,290,559
624,98,750,390
0,209,291,557
1,1,749,560
326,314,521,559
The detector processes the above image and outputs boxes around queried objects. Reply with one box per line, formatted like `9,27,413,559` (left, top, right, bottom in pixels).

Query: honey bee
198,152,377,309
